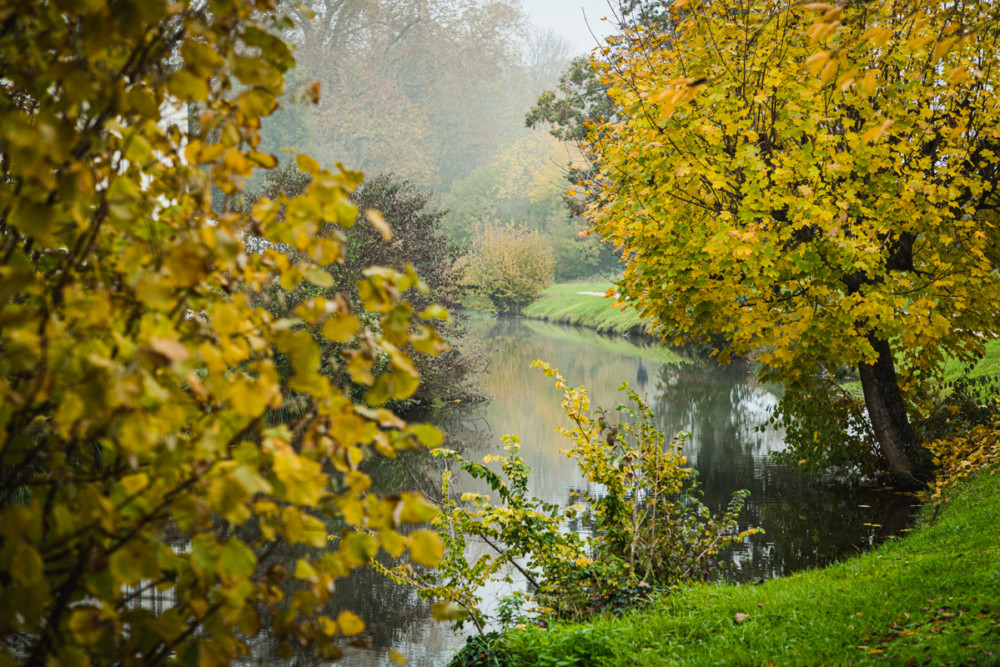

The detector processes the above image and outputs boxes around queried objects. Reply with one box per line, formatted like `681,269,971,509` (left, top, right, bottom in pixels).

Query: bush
463,224,554,315
379,362,756,625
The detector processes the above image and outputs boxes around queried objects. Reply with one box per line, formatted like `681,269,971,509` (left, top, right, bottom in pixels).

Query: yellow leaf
301,263,334,288
931,36,958,66
862,119,893,144
407,530,444,567
948,66,971,84
380,530,408,558
396,494,439,524
389,649,409,665
819,58,839,85
805,51,829,76
366,209,392,241
150,336,189,363
296,153,321,175
336,610,365,636
321,314,361,343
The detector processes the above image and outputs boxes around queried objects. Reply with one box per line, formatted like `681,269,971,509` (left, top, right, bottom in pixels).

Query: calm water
252,316,919,666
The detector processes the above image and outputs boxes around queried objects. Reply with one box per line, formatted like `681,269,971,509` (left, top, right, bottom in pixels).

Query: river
252,316,919,666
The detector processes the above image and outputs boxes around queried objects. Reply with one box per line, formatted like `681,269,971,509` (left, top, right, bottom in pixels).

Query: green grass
943,338,1000,384
839,338,1000,400
504,469,1000,666
522,282,648,336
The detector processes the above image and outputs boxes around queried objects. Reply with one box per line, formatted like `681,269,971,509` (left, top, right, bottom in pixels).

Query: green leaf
218,539,256,581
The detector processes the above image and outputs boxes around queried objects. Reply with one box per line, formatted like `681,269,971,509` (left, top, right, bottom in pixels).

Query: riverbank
522,282,648,336
501,467,1000,666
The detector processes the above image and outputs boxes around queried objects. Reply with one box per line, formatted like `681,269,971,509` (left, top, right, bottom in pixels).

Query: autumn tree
0,1,449,664
586,0,1000,486
442,132,614,281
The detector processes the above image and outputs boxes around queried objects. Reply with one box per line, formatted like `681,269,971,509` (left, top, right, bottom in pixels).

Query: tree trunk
857,335,931,489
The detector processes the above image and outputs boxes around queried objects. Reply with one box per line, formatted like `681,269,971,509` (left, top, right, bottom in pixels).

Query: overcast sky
522,0,617,55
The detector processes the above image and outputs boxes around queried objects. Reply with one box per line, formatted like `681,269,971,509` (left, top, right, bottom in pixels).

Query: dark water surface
256,316,920,666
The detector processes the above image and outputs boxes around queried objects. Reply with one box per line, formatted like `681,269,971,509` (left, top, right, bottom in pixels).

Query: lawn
522,282,648,336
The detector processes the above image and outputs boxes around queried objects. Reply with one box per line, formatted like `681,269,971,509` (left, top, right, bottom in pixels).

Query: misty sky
523,0,616,54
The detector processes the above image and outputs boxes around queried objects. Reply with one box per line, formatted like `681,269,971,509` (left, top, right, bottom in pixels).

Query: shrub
463,224,554,315
379,362,756,625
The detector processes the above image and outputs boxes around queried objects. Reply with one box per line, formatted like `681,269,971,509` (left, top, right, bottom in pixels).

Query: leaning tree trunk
857,334,932,489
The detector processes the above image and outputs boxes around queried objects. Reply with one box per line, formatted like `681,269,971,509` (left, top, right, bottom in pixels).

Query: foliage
526,1,677,196
447,632,515,667
526,56,614,199
924,416,1000,506
276,0,546,191
441,132,614,282
462,224,555,316
381,364,754,624
247,167,475,407
584,0,1000,485
0,2,447,664
504,466,1000,667
533,362,757,587
768,378,883,479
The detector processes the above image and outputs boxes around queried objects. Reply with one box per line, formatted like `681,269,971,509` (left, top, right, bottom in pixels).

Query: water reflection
254,317,919,666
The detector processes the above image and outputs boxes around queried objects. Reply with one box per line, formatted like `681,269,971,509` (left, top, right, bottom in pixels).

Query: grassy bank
522,282,648,336
503,469,1000,666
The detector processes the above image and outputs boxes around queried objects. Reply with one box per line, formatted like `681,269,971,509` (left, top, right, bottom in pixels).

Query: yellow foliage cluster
585,0,1000,480
925,418,1000,505
0,1,445,664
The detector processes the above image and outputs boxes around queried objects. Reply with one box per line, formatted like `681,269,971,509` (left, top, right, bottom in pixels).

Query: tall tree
585,0,1000,486
0,1,448,664
278,0,531,189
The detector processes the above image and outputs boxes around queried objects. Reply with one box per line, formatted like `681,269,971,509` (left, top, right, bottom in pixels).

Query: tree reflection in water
649,360,918,582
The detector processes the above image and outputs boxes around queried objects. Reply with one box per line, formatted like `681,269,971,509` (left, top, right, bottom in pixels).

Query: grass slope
522,283,648,336
505,470,1000,666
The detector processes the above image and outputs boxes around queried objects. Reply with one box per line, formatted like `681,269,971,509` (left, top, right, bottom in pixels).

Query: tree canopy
586,0,1000,485
0,1,448,664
